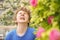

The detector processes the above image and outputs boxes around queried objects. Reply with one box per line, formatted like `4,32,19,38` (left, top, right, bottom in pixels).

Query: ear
28,20,30,23
27,21,29,23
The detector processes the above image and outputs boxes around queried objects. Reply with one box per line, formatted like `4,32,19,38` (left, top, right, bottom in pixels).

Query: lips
20,18,25,20
20,16,25,20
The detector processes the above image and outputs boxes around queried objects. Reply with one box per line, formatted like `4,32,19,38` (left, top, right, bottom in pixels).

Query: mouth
20,17,25,20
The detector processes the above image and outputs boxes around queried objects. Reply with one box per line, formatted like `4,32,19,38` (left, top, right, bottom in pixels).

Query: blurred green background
0,0,60,40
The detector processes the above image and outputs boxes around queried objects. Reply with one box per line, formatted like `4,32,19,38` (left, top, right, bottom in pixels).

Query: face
16,11,29,23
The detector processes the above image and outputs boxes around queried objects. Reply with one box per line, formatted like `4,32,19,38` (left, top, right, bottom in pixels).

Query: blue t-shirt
5,27,36,40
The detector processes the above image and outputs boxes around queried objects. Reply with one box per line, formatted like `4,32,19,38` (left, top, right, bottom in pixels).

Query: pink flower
50,29,60,40
36,27,45,38
47,16,54,24
30,0,37,7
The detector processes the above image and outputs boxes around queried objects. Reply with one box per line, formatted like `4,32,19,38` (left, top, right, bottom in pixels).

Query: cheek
25,14,28,17
16,15,20,20
25,15,29,20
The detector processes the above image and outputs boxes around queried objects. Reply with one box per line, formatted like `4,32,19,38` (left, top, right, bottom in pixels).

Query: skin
16,11,29,36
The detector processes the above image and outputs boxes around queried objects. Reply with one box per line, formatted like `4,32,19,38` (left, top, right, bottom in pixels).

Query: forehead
17,11,28,14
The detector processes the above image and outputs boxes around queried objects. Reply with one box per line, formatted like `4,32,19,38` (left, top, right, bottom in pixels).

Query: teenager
5,7,36,40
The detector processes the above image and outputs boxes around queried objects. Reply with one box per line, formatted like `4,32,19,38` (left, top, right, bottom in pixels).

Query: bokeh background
0,0,60,40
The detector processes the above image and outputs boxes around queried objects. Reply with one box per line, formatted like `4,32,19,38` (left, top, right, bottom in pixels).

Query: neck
16,23,28,34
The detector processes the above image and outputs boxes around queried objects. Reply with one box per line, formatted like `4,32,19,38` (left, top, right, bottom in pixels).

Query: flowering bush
30,0,37,7
29,0,60,40
29,0,60,29
50,29,60,40
36,27,45,38
47,16,54,24
35,27,60,40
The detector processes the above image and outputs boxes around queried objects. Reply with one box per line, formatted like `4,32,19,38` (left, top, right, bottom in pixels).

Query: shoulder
27,27,36,39
28,27,35,34
28,27,35,32
6,29,16,36
5,30,16,40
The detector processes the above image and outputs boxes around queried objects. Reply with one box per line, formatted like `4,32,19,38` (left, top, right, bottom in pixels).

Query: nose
21,13,24,16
